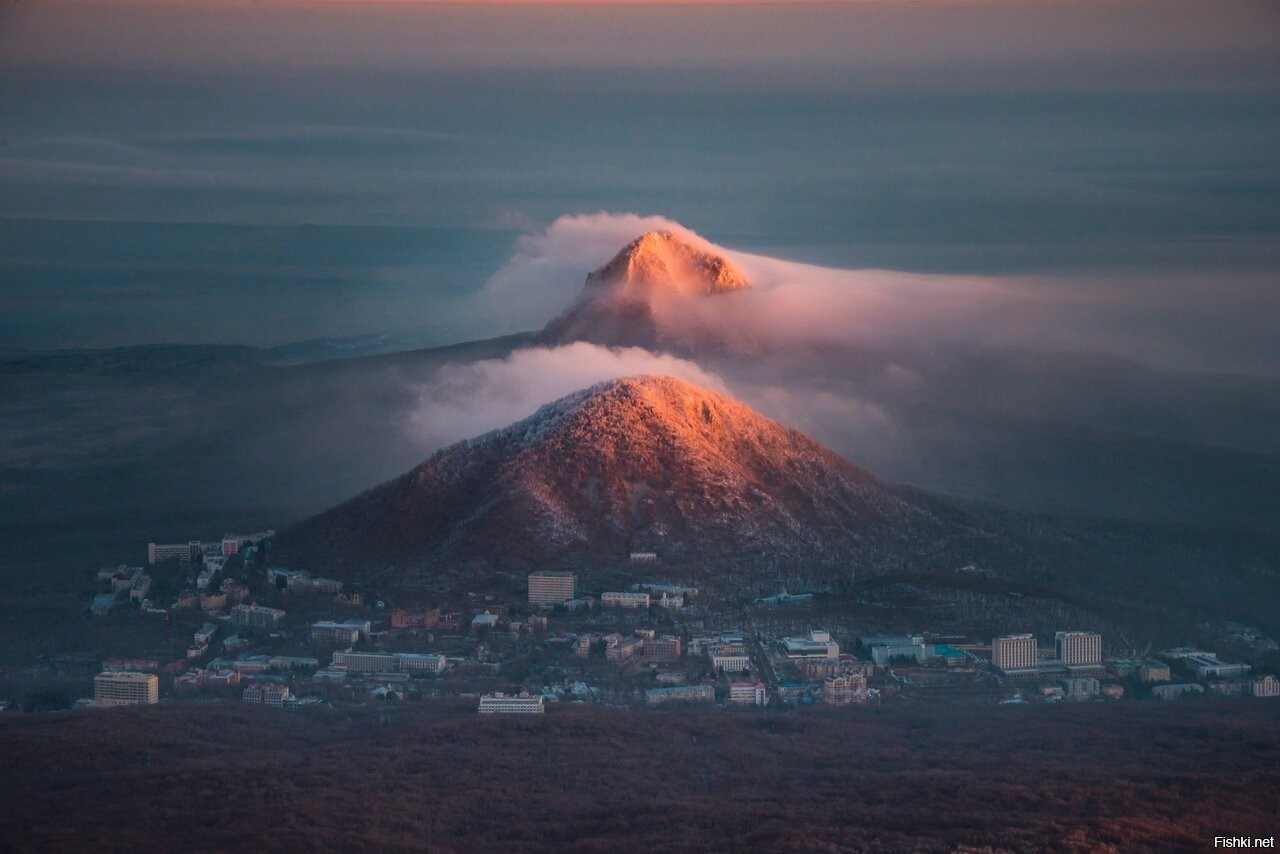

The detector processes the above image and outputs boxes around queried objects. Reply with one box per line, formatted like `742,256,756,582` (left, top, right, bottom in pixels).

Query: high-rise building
93,671,159,706
1055,631,1102,666
147,540,203,564
992,634,1037,672
527,571,576,605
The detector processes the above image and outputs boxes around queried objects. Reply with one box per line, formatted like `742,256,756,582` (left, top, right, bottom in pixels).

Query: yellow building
93,671,159,706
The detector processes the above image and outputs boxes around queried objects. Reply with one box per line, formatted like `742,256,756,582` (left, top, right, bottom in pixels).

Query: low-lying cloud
471,211,1280,374
471,212,705,330
402,341,726,451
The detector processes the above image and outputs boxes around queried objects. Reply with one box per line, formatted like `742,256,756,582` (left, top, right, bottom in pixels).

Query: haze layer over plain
1,0,1278,373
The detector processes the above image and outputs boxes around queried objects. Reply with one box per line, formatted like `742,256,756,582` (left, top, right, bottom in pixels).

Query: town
25,529,1271,719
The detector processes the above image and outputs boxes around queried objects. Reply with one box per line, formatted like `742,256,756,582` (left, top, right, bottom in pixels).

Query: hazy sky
1,0,1278,371
4,1,1278,77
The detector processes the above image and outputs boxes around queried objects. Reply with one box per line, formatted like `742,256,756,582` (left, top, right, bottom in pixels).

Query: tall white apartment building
1055,631,1102,666
527,571,576,605
992,634,1038,672
93,671,159,706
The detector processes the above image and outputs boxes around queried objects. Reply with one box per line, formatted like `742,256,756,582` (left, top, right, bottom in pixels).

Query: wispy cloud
401,341,727,450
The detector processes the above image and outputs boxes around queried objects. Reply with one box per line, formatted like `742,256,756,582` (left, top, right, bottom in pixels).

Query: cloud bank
471,212,1280,373
402,341,726,451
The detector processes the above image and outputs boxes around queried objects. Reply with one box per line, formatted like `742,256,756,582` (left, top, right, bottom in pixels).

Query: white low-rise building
869,636,927,666
310,619,367,645
243,683,292,708
231,604,286,631
646,684,714,705
1061,677,1100,699
780,630,840,660
1182,653,1251,681
1152,682,1205,701
478,693,544,714
710,650,751,673
396,653,448,674
727,681,767,705
331,650,397,672
602,591,650,609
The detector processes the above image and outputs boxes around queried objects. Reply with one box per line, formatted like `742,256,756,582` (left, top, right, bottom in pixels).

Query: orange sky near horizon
39,0,1031,5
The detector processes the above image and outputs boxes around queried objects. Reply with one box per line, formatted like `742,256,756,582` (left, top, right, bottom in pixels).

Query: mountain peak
275,373,990,585
585,230,748,296
538,231,748,349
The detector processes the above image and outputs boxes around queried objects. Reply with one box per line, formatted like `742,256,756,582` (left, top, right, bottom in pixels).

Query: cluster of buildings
147,531,274,565
527,572,689,612
1142,647,1277,700
573,630,684,664
985,630,1278,702
89,565,152,616
988,631,1117,700
991,631,1105,680
267,568,344,596
71,538,1280,718
391,608,463,632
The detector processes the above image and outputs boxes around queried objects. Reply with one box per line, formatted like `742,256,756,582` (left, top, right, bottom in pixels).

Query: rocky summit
538,231,748,350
